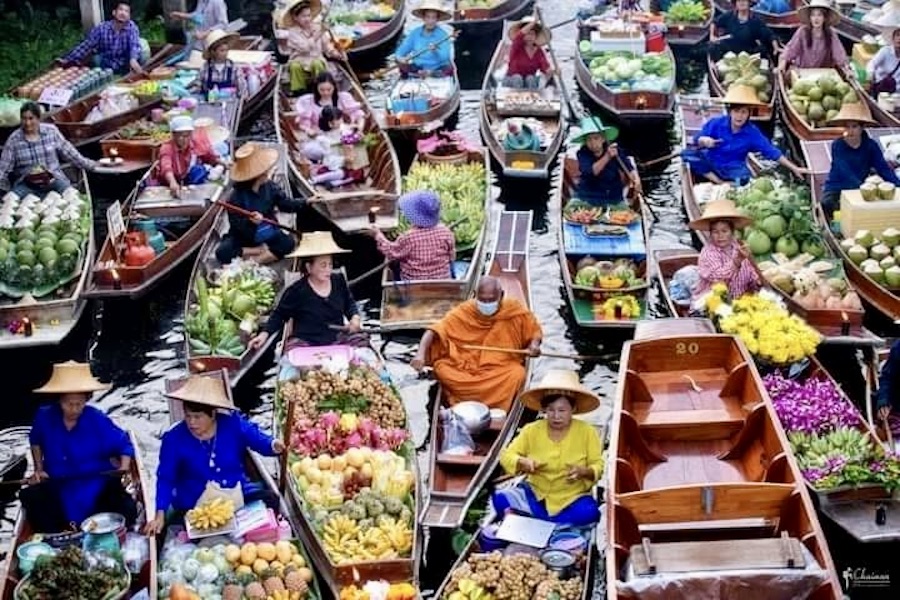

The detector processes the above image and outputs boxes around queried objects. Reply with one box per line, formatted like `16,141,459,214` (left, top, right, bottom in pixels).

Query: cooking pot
451,401,491,435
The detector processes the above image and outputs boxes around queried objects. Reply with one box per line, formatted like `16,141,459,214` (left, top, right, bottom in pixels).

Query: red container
646,32,665,53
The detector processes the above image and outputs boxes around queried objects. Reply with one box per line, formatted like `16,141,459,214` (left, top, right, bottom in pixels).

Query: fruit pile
787,70,860,127
321,511,413,563
116,117,170,143
341,582,417,600
186,497,235,530
715,51,772,103
756,252,862,310
584,51,674,93
16,66,115,102
187,260,279,358
445,552,584,600
858,174,896,201
400,161,486,250
839,227,900,289
596,295,642,320
574,258,646,290
0,187,89,297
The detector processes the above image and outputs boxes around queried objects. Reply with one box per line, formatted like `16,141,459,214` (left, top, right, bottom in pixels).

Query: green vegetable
664,0,709,24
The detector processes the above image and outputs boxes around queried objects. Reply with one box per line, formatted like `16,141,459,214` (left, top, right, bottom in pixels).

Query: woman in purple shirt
778,0,850,75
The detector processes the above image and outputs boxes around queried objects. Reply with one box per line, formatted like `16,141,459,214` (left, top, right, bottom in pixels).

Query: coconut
807,86,824,102
894,245,900,261
871,243,892,261
860,183,878,201
887,265,900,288
807,101,825,121
840,238,857,252
866,175,884,185
881,227,900,247
854,230,876,248
863,262,885,283
878,182,897,200
847,244,869,264
881,256,897,270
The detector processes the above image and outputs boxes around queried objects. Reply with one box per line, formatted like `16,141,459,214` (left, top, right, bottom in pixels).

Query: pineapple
284,566,310,597
245,581,267,600
222,574,243,600
262,568,287,594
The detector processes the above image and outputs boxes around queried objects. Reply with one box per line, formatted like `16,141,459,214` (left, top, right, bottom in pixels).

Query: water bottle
209,85,219,103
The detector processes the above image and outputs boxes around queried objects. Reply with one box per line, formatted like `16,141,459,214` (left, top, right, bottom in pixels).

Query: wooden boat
183,142,291,387
607,330,842,599
834,12,882,45
677,97,871,342
575,24,676,123
479,22,565,178
419,210,535,529
0,168,96,349
382,70,461,132
274,64,402,233
706,52,774,123
0,430,156,600
712,0,802,33
800,130,900,322
378,149,491,333
556,155,652,330
450,0,534,26
655,0,713,47
83,100,240,300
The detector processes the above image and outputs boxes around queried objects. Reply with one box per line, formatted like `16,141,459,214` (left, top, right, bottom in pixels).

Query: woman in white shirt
868,28,900,93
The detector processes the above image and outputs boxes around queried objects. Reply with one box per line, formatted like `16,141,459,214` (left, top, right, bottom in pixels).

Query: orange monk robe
426,298,542,410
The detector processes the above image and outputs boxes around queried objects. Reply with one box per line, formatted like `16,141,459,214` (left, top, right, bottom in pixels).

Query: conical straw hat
412,0,452,21
33,361,111,394
203,29,238,59
286,231,350,259
281,0,323,28
165,372,235,411
518,370,600,414
689,199,752,231
799,0,841,27
717,84,765,107
827,101,877,127
231,142,280,182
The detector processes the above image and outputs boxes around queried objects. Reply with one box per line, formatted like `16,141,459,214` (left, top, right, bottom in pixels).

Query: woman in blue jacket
396,1,454,78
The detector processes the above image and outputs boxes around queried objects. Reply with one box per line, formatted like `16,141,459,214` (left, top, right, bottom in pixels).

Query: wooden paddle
370,29,461,80
309,190,399,203
535,6,576,123
214,199,303,237
460,344,605,361
0,468,126,487
612,149,660,223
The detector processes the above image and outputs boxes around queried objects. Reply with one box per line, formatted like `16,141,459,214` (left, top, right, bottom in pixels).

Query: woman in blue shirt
572,115,641,206
21,361,135,533
684,85,808,185
396,1,454,78
822,102,900,220
144,374,285,535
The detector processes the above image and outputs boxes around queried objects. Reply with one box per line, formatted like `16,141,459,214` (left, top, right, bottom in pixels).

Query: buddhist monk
410,276,542,410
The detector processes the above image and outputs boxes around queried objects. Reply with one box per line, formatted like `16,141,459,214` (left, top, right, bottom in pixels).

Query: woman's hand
527,340,541,357
697,136,720,150
248,331,270,350
346,316,362,333
517,457,542,474
249,211,264,225
272,439,286,454
28,470,49,485
144,511,165,536
879,405,892,422
168,180,182,198
566,465,593,481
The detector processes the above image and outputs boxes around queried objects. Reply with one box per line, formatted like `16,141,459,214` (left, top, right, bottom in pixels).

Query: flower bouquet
339,129,376,170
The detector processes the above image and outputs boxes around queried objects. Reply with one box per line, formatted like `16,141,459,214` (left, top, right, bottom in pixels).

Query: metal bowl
81,512,126,535
451,401,491,435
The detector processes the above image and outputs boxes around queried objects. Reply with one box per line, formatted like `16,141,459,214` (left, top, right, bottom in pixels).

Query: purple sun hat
399,190,441,228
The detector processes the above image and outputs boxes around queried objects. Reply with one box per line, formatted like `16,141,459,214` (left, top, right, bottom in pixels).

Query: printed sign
38,86,74,107
106,200,125,241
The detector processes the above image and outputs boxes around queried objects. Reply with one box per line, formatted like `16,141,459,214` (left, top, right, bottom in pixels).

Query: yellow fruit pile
186,497,235,530
225,540,313,581
322,514,413,564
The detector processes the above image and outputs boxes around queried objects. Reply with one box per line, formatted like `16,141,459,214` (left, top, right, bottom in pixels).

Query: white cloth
869,46,900,86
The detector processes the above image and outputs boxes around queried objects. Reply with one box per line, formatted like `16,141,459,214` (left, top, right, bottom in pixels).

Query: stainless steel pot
451,401,491,435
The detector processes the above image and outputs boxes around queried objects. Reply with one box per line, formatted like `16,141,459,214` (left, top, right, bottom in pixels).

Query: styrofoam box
590,31,646,56
840,189,900,238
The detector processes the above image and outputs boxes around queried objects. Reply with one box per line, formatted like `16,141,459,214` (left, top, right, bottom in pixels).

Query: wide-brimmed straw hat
282,0,322,28
34,361,111,394
799,0,840,27
827,100,877,127
717,84,765,107
286,231,350,259
412,0,452,21
689,199,752,231
204,29,238,59
165,372,235,411
570,115,619,145
509,16,550,46
231,142,280,182
518,370,600,414
399,190,441,228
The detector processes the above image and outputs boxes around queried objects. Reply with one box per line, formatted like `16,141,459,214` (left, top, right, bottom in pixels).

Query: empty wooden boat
556,155,651,330
379,149,490,333
607,332,842,599
800,130,900,322
0,168,95,349
420,210,535,529
274,63,402,233
677,97,870,342
479,21,565,178
183,142,291,387
0,430,156,600
654,0,713,47
706,52,774,123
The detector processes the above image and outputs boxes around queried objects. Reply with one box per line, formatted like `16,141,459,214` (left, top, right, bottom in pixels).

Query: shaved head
476,276,502,302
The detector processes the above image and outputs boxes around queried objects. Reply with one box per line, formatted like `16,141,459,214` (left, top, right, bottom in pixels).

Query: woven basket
423,149,468,165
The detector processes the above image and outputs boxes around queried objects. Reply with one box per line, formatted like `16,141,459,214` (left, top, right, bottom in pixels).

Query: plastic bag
122,532,149,574
669,265,700,306
440,409,475,455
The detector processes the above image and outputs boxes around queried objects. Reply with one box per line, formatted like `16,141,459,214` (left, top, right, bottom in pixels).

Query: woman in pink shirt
778,0,849,75
690,199,760,305
294,72,365,136
504,13,553,89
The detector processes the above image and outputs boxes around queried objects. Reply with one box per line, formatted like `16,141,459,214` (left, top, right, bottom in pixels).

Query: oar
0,468,126,487
460,344,605,361
214,199,303,237
536,6,576,123
637,149,682,169
370,29,461,80
611,151,660,223
309,190,399,203
883,415,895,451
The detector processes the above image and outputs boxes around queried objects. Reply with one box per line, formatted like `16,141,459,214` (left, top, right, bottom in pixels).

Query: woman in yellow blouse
493,370,603,526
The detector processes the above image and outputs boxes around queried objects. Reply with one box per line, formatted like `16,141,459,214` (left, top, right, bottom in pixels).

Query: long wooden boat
800,130,900,322
450,0,534,26
164,371,324,600
274,63,402,233
677,97,871,342
835,12,882,45
0,169,95,349
607,331,843,599
379,149,491,333
655,0,714,47
420,210,535,529
557,155,652,330
712,0,802,33
706,52,774,123
183,142,290,387
0,430,156,600
479,21,565,178
382,71,461,132
575,24,676,123
83,100,240,300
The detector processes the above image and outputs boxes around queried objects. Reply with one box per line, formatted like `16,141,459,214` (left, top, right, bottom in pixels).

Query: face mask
476,300,499,317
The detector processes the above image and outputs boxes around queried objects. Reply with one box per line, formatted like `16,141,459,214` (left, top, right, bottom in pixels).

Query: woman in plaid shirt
367,190,455,281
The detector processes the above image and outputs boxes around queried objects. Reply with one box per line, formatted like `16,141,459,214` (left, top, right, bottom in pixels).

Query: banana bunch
321,514,413,564
792,427,875,471
448,579,493,600
402,161,486,249
378,516,412,554
267,591,303,600
235,273,277,313
322,514,360,551
134,80,160,96
187,497,235,530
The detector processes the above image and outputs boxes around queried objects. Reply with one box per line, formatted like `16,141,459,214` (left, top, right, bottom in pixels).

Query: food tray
584,224,628,237
185,514,237,540
563,204,605,225
601,209,641,225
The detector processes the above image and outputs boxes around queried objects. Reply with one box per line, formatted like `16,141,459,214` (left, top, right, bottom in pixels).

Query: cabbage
196,562,219,584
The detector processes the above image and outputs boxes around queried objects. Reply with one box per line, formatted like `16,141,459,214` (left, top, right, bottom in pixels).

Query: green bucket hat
571,116,619,145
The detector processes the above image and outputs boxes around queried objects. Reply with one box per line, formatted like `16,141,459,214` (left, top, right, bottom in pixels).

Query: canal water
0,1,895,597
